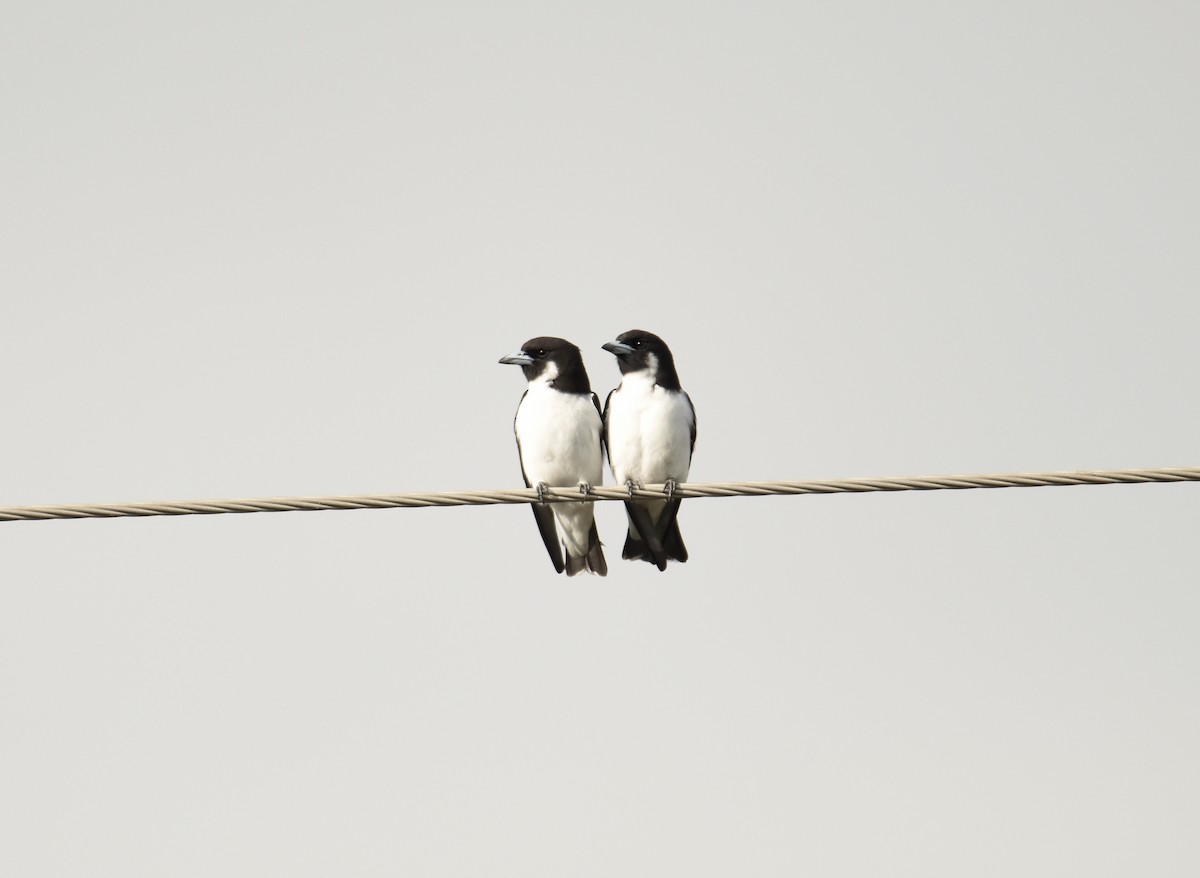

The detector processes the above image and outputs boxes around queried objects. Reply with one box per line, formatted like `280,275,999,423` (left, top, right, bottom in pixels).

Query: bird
499,336,607,576
601,330,696,571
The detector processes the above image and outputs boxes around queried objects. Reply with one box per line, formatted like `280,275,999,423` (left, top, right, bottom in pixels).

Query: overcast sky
3,1,1198,874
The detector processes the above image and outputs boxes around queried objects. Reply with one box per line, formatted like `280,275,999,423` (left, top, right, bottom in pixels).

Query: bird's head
499,336,591,392
602,329,680,388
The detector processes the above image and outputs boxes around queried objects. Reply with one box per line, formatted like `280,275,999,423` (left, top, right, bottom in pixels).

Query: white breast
515,386,603,487
514,385,604,556
605,371,694,487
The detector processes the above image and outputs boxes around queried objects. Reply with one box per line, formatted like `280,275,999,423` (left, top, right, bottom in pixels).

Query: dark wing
658,507,687,563
528,504,565,573
653,389,693,566
515,391,565,573
592,392,604,453
685,391,697,464
601,388,616,451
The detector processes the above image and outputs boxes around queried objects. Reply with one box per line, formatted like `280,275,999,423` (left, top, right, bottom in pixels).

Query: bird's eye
532,349,546,358
630,340,643,349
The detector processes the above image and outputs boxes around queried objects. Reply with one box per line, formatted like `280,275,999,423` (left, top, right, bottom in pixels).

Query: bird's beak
602,341,634,356
499,351,534,366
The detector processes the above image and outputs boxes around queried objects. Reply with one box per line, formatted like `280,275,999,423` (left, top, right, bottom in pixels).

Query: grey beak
602,341,634,356
499,351,535,366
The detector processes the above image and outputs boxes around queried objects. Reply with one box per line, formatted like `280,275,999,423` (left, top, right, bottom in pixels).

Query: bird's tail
622,499,686,571
565,521,607,577
622,527,687,567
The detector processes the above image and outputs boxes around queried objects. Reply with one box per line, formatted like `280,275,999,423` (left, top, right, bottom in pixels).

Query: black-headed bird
601,330,696,571
500,336,607,576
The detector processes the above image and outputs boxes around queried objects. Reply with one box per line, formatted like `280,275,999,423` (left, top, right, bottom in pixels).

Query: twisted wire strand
1,467,1197,523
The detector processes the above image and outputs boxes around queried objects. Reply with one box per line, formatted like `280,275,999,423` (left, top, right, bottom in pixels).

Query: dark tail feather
625,520,687,566
622,500,686,569
622,501,669,571
565,522,608,577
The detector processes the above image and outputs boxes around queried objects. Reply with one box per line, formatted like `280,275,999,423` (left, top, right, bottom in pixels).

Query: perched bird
601,330,696,571
499,336,607,576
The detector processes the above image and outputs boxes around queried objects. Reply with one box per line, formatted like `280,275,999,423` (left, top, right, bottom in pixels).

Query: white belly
605,376,694,487
515,387,603,556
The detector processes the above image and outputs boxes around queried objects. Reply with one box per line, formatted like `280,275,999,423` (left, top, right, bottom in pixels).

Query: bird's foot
577,482,593,502
535,481,550,504
625,479,641,498
663,478,678,501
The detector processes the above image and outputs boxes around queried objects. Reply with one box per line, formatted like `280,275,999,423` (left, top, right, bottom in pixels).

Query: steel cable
2,467,1197,523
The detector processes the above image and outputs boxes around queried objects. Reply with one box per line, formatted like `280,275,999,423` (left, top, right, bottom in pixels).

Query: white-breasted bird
601,330,696,571
500,336,607,576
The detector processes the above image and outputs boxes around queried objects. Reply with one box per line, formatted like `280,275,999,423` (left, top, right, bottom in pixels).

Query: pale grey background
2,1,1198,874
